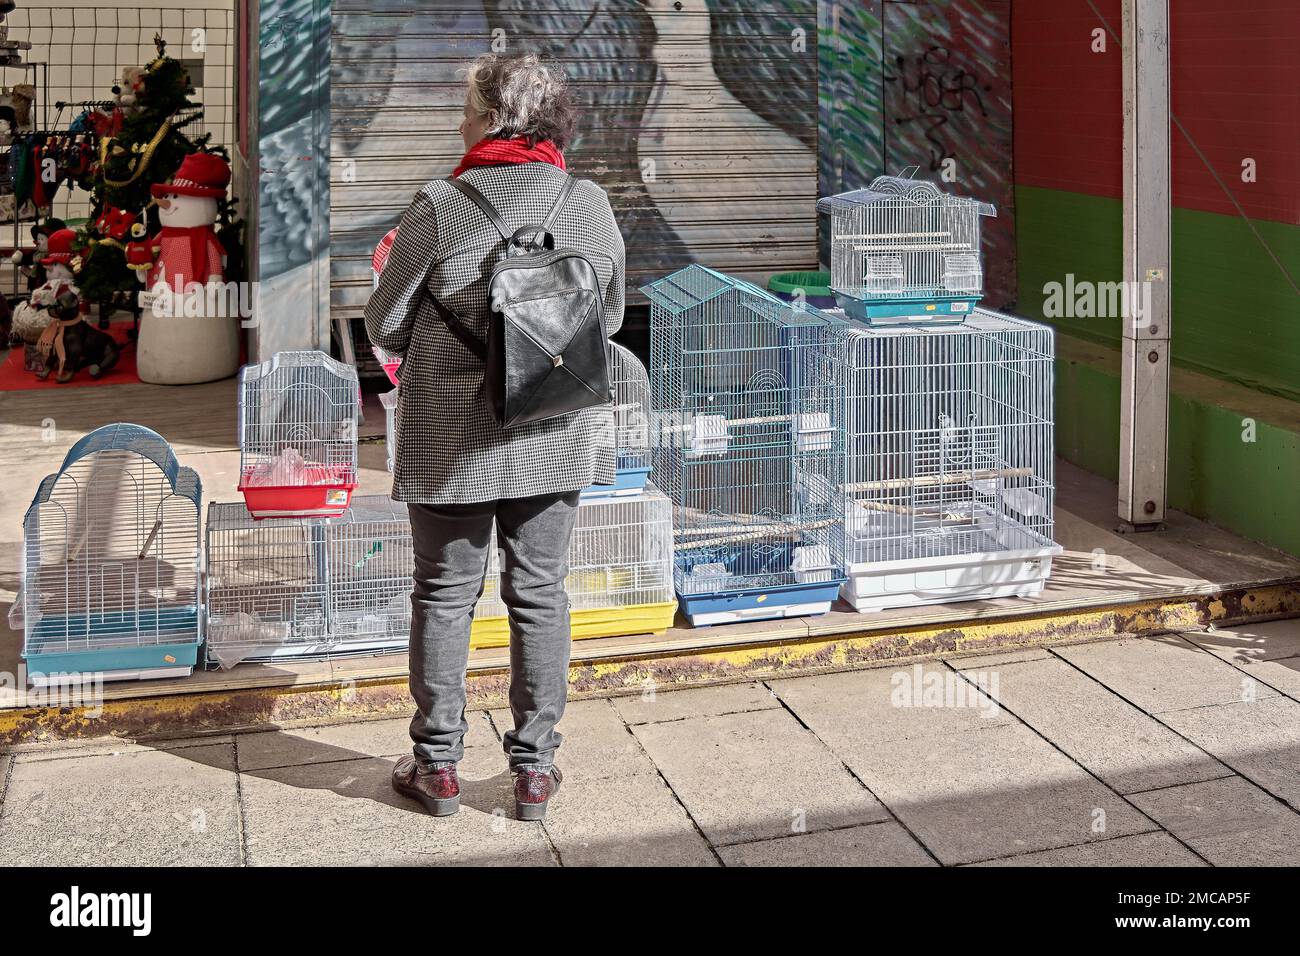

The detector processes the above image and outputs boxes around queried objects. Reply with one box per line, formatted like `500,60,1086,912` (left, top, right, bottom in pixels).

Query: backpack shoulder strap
429,295,487,362
541,174,577,232
445,176,511,241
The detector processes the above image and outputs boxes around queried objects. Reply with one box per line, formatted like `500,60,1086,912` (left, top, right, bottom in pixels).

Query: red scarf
453,136,566,178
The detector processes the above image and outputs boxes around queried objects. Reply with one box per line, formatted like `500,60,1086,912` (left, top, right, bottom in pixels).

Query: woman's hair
463,52,577,150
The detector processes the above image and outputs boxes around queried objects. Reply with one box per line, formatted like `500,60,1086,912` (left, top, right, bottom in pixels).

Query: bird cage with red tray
370,227,402,386
237,350,360,520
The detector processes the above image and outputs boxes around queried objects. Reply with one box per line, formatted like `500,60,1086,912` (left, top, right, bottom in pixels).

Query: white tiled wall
3,0,236,223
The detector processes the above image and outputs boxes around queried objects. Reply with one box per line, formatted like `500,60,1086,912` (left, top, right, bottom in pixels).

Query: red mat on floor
0,320,138,391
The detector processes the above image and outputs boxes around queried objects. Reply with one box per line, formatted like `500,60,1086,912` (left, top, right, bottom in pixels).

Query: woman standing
365,53,624,821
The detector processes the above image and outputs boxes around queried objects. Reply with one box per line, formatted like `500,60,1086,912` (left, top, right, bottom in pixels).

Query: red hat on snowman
151,152,231,199
40,228,78,265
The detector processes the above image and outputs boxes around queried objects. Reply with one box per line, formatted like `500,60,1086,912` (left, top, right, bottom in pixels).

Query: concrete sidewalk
2,622,1299,867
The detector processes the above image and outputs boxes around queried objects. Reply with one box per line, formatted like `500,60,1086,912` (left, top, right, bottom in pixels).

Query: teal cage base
838,294,981,325
23,606,201,680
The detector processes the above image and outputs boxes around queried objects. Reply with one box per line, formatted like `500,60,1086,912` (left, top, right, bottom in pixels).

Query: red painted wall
1013,0,1299,224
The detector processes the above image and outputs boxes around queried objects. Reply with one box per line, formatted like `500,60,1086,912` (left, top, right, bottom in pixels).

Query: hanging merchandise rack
1,57,48,295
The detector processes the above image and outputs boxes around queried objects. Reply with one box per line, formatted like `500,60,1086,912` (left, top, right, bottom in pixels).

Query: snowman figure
135,152,240,384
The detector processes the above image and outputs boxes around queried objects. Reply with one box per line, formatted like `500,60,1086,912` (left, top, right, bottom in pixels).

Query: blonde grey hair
464,52,577,150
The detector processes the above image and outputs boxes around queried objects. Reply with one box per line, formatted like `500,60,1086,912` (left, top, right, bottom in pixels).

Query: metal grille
818,175,995,302
609,342,651,476
237,350,359,488
16,424,202,660
204,495,411,667
835,307,1056,568
644,265,845,595
475,486,674,621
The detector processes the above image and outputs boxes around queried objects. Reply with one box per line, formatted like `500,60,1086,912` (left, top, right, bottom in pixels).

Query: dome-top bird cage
584,341,653,498
818,171,996,326
237,350,360,519
11,423,203,684
643,264,847,626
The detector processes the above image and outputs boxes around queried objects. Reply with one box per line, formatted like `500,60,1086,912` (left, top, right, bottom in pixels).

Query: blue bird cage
12,424,203,684
643,265,847,626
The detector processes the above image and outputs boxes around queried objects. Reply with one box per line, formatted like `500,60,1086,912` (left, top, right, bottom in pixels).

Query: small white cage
585,342,652,497
818,174,996,324
380,388,399,473
12,424,202,684
834,307,1062,612
643,264,846,626
237,350,359,519
204,496,412,667
473,485,676,645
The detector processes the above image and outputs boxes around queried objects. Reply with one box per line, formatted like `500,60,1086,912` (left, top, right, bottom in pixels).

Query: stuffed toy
34,286,119,383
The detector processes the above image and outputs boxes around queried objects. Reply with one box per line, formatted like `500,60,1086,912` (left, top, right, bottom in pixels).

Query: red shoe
391,755,460,816
514,766,562,821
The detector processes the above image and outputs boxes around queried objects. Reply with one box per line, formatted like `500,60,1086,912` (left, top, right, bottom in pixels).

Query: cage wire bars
644,264,847,626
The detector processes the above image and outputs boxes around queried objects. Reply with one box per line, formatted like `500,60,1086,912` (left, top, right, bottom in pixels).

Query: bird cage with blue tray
11,423,202,684
203,495,413,667
583,342,652,498
237,350,360,520
643,264,847,626
818,170,996,326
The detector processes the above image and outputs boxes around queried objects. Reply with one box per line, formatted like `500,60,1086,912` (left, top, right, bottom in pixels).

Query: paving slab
718,821,936,867
770,663,1011,745
0,754,9,808
945,646,1054,669
1055,636,1281,713
1156,696,1300,810
491,698,656,780
969,831,1205,867
0,743,241,866
631,708,887,846
822,720,1152,866
239,755,555,866
610,681,780,725
1186,619,1300,664
236,712,498,772
7,734,235,764
955,656,1227,794
540,768,718,866
1128,775,1300,866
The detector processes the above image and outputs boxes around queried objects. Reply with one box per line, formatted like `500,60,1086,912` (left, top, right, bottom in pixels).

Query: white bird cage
473,485,677,645
380,388,398,474
204,495,412,667
237,350,360,519
643,264,846,626
818,173,996,325
835,307,1062,612
584,342,652,497
12,424,202,684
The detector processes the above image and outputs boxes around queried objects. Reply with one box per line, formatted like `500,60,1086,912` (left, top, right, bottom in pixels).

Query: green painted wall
1017,185,1300,401
1019,184,1300,556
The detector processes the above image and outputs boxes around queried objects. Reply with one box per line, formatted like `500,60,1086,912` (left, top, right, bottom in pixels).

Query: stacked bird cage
12,424,203,684
204,495,413,667
380,388,399,474
237,350,360,519
371,227,403,385
818,172,996,325
644,264,846,626
472,486,676,647
835,307,1062,612
584,342,652,498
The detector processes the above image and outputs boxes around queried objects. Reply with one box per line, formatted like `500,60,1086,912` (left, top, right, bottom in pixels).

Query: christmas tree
70,35,239,313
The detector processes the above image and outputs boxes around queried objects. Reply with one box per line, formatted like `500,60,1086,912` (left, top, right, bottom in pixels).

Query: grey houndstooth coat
364,162,624,504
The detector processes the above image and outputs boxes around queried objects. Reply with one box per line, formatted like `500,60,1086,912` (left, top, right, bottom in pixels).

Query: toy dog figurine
35,288,119,383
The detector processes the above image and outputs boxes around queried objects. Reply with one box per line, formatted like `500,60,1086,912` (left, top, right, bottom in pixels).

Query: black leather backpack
432,174,612,429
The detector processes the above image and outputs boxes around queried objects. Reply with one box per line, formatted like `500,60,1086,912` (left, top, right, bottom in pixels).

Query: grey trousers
407,491,580,771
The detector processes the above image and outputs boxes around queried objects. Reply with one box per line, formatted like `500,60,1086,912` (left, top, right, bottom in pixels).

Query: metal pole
1118,0,1172,529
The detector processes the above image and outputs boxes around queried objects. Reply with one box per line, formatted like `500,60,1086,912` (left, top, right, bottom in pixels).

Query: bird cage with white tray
11,423,203,684
584,342,653,498
203,495,413,667
237,350,360,519
818,170,996,325
643,264,847,626
472,485,676,646
833,307,1062,612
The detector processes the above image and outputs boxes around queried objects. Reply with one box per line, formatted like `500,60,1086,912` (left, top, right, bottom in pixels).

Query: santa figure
143,152,229,295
